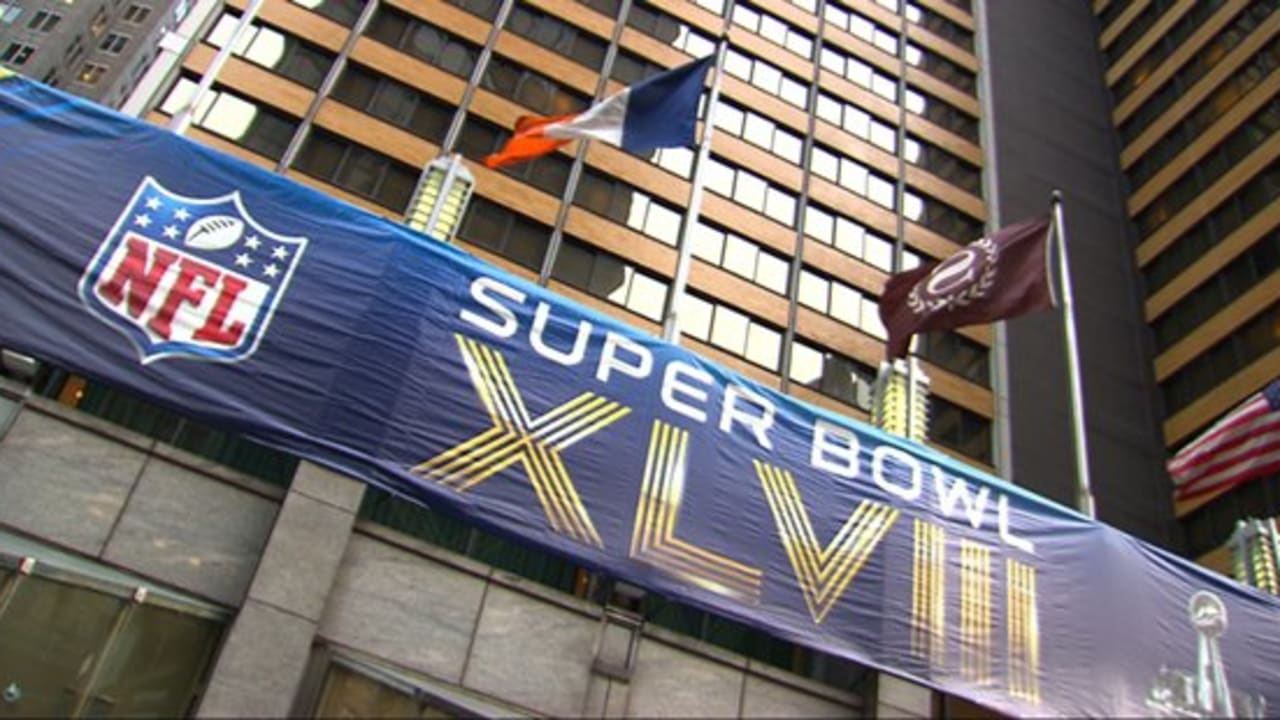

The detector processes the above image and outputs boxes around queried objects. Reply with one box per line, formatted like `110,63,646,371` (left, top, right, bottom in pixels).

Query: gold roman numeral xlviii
412,335,630,548
630,420,763,599
960,540,992,684
1007,558,1041,703
755,461,898,623
912,519,946,665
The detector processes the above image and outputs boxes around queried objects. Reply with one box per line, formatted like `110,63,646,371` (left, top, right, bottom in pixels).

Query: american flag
1170,380,1280,502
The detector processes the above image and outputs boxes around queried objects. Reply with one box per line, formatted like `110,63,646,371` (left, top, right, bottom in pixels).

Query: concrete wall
0,381,872,717
980,0,1179,549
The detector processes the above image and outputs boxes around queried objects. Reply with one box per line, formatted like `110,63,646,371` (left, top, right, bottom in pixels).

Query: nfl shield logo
79,176,307,364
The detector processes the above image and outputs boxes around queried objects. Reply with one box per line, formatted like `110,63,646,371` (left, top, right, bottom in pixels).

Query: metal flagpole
168,0,266,135
660,7,734,344
1051,189,1096,518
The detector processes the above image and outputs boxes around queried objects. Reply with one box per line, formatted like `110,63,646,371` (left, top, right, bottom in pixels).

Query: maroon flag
878,216,1055,359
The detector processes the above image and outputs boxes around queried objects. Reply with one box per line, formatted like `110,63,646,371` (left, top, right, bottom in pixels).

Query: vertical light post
404,154,475,242
872,358,930,442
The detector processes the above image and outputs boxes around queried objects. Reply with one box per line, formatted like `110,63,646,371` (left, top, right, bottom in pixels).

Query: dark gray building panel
982,0,1177,548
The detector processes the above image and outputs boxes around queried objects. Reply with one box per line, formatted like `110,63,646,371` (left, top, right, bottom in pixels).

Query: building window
930,396,992,465
825,1,900,55
679,293,783,371
903,189,983,245
691,220,790,295
506,3,607,71
816,92,898,153
905,86,979,143
1111,0,1227,103
1181,475,1280,558
0,543,227,718
723,47,809,109
1152,229,1280,353
574,169,684,246
293,128,418,211
820,43,898,102
207,12,335,89
703,156,798,227
552,238,669,322
1143,157,1280,294
1103,0,1173,67
906,2,974,52
803,200,924,273
580,0,621,19
456,197,551,272
331,63,452,145
610,47,667,86
905,135,982,195
99,32,129,54
90,5,109,34
811,142,898,210
290,0,364,27
160,77,300,161
62,34,84,67
1161,300,1280,417
714,99,804,166
158,77,298,161
77,62,110,85
626,2,715,58
446,0,500,21
0,42,35,66
905,42,976,95
917,331,990,386
1118,4,1277,147
798,268,885,338
365,6,480,80
311,659,474,717
732,2,814,59
27,10,62,31
0,2,22,24
481,54,588,117
789,340,875,411
121,3,151,23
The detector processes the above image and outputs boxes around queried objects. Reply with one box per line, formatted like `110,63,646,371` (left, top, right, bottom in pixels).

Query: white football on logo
185,215,244,250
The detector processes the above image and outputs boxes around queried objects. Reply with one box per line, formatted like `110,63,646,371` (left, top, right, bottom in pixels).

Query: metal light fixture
871,358,930,443
404,153,475,243
1230,518,1280,594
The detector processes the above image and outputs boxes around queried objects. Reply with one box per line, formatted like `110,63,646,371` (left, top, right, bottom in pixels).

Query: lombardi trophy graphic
1146,591,1265,718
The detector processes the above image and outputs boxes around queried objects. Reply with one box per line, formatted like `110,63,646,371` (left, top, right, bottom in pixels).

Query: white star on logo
271,246,289,260
245,234,261,250
134,214,152,228
145,196,162,210
234,253,253,268
174,207,191,222
162,225,179,239
263,263,279,279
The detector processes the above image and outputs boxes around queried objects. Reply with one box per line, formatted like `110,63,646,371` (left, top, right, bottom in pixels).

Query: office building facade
1089,0,1280,565
4,0,1274,715
0,0,190,107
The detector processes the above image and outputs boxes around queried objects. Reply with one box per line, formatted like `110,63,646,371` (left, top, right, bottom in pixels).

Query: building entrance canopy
0,74,1276,717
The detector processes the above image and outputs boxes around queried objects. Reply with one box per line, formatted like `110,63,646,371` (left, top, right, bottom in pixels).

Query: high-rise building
1,0,1277,716
1091,0,1280,566
0,0,191,107
139,0,1000,468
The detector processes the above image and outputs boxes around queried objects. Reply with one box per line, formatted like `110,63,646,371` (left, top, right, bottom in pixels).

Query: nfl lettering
78,177,307,364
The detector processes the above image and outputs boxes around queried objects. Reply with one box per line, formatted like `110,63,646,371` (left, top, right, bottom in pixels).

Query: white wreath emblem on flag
906,237,999,316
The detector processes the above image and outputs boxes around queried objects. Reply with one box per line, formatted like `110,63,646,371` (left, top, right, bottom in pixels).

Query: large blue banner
1,74,1277,716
